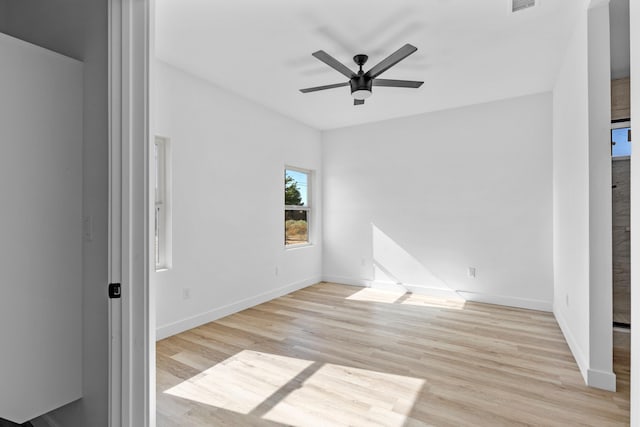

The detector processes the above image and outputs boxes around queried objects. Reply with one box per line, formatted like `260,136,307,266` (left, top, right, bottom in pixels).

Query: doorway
612,121,631,328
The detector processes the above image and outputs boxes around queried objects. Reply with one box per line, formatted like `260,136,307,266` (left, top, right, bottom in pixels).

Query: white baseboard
553,304,589,383
323,276,552,311
587,368,617,391
554,306,616,391
156,276,320,340
457,291,552,312
321,275,371,288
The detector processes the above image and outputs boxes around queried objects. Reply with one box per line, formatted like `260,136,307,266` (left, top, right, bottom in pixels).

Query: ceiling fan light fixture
352,89,372,100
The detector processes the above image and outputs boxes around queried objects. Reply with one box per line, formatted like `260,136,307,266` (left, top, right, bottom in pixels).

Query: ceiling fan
299,43,424,106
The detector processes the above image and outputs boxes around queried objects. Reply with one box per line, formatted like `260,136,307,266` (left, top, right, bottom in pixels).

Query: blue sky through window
286,169,308,206
612,127,631,157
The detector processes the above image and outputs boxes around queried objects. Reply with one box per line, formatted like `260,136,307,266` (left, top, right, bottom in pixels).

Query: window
285,168,311,246
611,121,631,158
155,136,171,269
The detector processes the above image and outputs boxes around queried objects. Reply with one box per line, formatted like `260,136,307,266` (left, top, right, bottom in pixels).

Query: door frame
108,0,153,425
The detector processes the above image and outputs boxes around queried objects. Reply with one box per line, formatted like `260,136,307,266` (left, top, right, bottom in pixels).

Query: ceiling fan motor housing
350,76,373,99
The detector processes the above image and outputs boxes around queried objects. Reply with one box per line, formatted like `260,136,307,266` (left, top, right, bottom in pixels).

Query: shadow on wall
371,223,460,298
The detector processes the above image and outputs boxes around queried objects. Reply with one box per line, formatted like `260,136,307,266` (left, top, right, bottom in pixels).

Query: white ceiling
155,0,584,130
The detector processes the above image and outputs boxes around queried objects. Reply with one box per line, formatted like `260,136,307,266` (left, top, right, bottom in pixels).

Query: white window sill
285,242,313,250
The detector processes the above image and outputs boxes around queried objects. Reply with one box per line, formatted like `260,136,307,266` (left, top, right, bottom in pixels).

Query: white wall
552,9,590,380
154,61,323,339
0,32,83,424
629,0,639,422
322,93,554,311
552,2,615,391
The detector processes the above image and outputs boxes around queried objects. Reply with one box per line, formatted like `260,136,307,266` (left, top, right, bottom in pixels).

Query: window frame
154,136,172,270
284,166,312,248
611,120,631,160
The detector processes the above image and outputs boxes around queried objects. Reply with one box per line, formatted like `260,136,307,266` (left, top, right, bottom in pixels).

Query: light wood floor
157,283,630,426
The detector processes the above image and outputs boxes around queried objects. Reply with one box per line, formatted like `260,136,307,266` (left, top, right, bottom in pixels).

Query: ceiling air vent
512,0,535,12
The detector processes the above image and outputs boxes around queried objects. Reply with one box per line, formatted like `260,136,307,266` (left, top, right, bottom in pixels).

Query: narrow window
285,168,311,246
155,136,171,269
611,121,631,158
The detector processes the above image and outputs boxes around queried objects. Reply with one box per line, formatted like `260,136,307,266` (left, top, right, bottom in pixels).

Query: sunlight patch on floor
164,349,425,427
346,287,406,303
261,363,425,427
165,350,313,414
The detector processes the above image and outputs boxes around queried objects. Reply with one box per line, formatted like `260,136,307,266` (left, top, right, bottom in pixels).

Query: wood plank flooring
157,282,630,426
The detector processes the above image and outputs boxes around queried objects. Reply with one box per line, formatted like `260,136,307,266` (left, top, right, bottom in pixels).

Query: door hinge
108,283,121,299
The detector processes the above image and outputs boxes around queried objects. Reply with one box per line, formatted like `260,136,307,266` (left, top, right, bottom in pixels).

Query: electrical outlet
183,288,191,300
275,266,279,276
467,267,476,278
566,294,569,307
361,258,366,266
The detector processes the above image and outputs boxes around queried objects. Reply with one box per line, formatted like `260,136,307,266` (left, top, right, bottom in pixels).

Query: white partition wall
0,32,83,423
551,2,615,391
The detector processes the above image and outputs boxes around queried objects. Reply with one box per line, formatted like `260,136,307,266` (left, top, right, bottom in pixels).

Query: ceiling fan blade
365,44,418,79
312,50,356,78
354,99,365,106
299,82,350,93
373,79,423,88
